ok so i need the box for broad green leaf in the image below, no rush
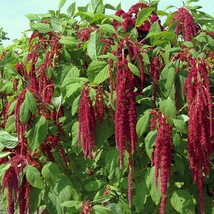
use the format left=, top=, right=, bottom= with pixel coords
left=173, top=119, right=187, bottom=134
left=106, top=203, right=122, bottom=214
left=51, top=18, right=62, bottom=32
left=145, top=130, right=156, bottom=158
left=47, top=176, right=74, bottom=214
left=26, top=116, right=48, bottom=151
left=160, top=97, right=177, bottom=119
left=85, top=180, right=102, bottom=192
left=87, top=31, right=98, bottom=60
left=104, top=4, right=116, bottom=10
left=146, top=31, right=177, bottom=44
left=146, top=167, right=161, bottom=205
left=87, top=0, right=102, bottom=13
left=26, top=90, right=37, bottom=114
left=72, top=121, right=78, bottom=147
left=174, top=154, right=185, bottom=175
left=5, top=115, right=15, bottom=132
left=94, top=65, right=109, bottom=84
left=93, top=195, right=113, bottom=204
left=87, top=60, right=107, bottom=82
left=59, top=36, right=77, bottom=47
left=58, top=0, right=67, bottom=10
left=62, top=66, right=81, bottom=87
left=171, top=190, right=195, bottom=213
left=66, top=82, right=84, bottom=98
left=177, top=114, right=189, bottom=122
left=105, top=148, right=128, bottom=181
left=19, top=100, right=31, bottom=125
left=128, top=62, right=140, bottom=77
left=96, top=120, right=114, bottom=148
left=136, top=111, right=151, bottom=138
left=60, top=200, right=81, bottom=207
left=0, top=151, right=11, bottom=158
left=29, top=188, right=42, bottom=214
left=32, top=23, right=51, bottom=33
left=26, top=13, right=40, bottom=21
left=98, top=24, right=116, bottom=34
left=67, top=2, right=76, bottom=16
left=0, top=164, right=11, bottom=177
left=133, top=181, right=149, bottom=212
left=26, top=165, right=44, bottom=189
left=42, top=162, right=60, bottom=186
left=52, top=95, right=62, bottom=110
left=72, top=95, right=81, bottom=116
left=93, top=205, right=113, bottom=214
left=0, top=130, right=18, bottom=149
left=183, top=41, right=194, bottom=48
left=135, top=8, right=154, bottom=27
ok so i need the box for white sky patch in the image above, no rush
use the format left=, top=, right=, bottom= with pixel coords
left=0, top=0, right=213, bottom=47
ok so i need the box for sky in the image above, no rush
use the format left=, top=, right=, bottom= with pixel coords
left=0, top=0, right=213, bottom=47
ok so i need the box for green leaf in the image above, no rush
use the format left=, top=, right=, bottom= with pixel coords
left=174, top=154, right=185, bottom=175
left=105, top=148, right=128, bottom=181
left=52, top=96, right=62, bottom=110
left=128, top=62, right=140, bottom=77
left=93, top=205, right=113, bottom=214
left=160, top=97, right=177, bottom=119
left=26, top=116, right=48, bottom=151
left=93, top=195, right=113, bottom=204
left=98, top=24, right=116, bottom=34
left=173, top=119, right=187, bottom=134
left=51, top=18, right=62, bottom=32
left=183, top=41, right=194, bottom=48
left=0, top=164, right=11, bottom=177
left=29, top=188, right=42, bottom=213
left=85, top=180, right=102, bottom=192
left=136, top=111, right=151, bottom=138
left=87, top=0, right=102, bottom=13
left=32, top=23, right=51, bottom=33
left=104, top=4, right=116, bottom=10
left=19, top=100, right=31, bottom=125
left=25, top=165, right=44, bottom=189
left=87, top=60, right=107, bottom=82
left=42, top=162, right=60, bottom=186
left=72, top=95, right=81, bottom=116
left=26, top=13, right=40, bottom=21
left=66, top=82, right=84, bottom=98
left=0, top=130, right=18, bottom=149
left=58, top=0, right=67, bottom=10
left=60, top=200, right=81, bottom=207
left=145, top=131, right=156, bottom=158
left=135, top=8, right=154, bottom=27
left=26, top=91, right=37, bottom=114
left=0, top=151, right=11, bottom=158
left=146, top=31, right=177, bottom=44
left=5, top=115, right=15, bottom=132
left=87, top=31, right=98, bottom=60
left=146, top=167, right=161, bottom=205
left=106, top=203, right=122, bottom=214
left=171, top=190, right=195, bottom=213
left=67, top=2, right=76, bottom=16
left=94, top=65, right=109, bottom=84
left=133, top=181, right=149, bottom=212
left=72, top=121, right=79, bottom=147
left=59, top=36, right=77, bottom=47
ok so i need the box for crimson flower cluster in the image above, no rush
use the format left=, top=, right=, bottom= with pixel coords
left=78, top=86, right=96, bottom=159
left=171, top=7, right=200, bottom=41
left=183, top=58, right=213, bottom=214
left=151, top=111, right=172, bottom=214
left=113, top=3, right=162, bottom=40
